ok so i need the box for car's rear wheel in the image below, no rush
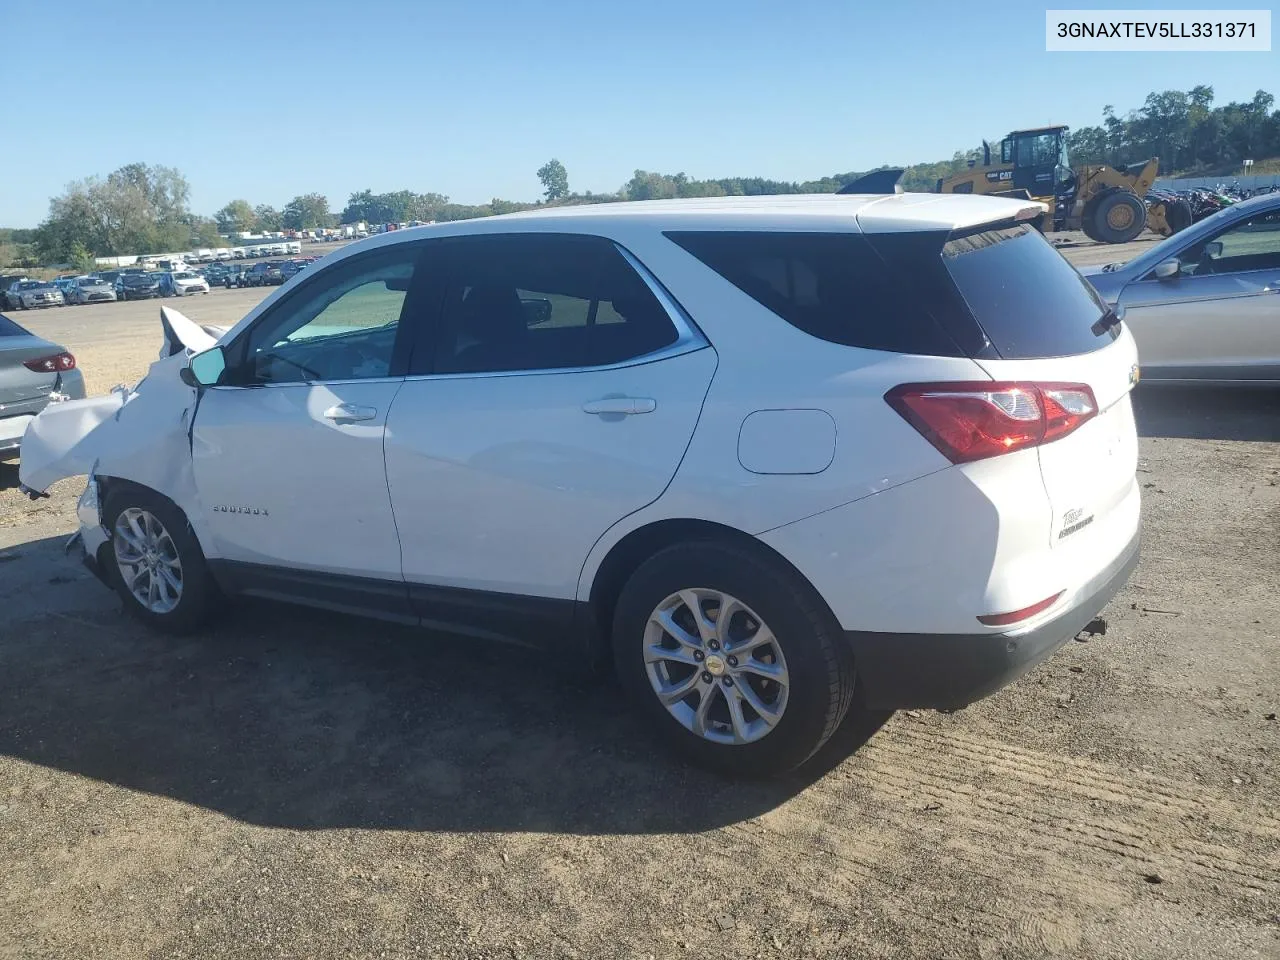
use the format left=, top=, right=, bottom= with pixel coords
left=103, top=487, right=216, bottom=634
left=612, top=541, right=855, bottom=777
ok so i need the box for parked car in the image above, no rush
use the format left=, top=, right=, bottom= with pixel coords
left=1, top=278, right=33, bottom=310
left=221, top=265, right=248, bottom=288
left=53, top=276, right=80, bottom=299
left=116, top=273, right=162, bottom=301
left=0, top=311, right=86, bottom=459
left=278, top=259, right=309, bottom=281
left=202, top=264, right=229, bottom=286
left=9, top=281, right=64, bottom=309
left=18, top=195, right=1141, bottom=776
left=66, top=277, right=118, bottom=305
left=165, top=270, right=211, bottom=297
left=1083, top=191, right=1280, bottom=384
left=95, top=271, right=123, bottom=287
left=247, top=261, right=284, bottom=286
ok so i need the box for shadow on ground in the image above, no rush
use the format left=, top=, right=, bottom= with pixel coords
left=0, top=537, right=890, bottom=834
left=1133, top=384, right=1280, bottom=442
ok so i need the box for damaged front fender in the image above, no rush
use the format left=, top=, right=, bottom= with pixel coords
left=17, top=306, right=226, bottom=554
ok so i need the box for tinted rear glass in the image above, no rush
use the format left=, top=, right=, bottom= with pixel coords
left=0, top=314, right=27, bottom=336
left=666, top=231, right=962, bottom=356
left=940, top=225, right=1115, bottom=358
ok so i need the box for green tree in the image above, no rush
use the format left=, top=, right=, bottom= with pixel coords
left=282, top=193, right=332, bottom=230
left=537, top=159, right=569, bottom=201
left=254, top=204, right=283, bottom=232
left=215, top=199, right=257, bottom=233
left=69, top=240, right=96, bottom=272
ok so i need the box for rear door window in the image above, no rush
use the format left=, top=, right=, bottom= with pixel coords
left=423, top=234, right=680, bottom=375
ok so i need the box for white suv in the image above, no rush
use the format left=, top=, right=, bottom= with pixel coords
left=20, top=194, right=1141, bottom=776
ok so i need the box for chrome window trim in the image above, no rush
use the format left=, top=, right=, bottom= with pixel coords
left=212, top=237, right=711, bottom=389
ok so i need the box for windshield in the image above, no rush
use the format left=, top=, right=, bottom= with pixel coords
left=174, top=272, right=196, bottom=279
left=1122, top=194, right=1279, bottom=276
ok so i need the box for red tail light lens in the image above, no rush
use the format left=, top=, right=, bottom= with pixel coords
left=886, top=381, right=1097, bottom=464
left=977, top=591, right=1065, bottom=627
left=23, top=352, right=77, bottom=373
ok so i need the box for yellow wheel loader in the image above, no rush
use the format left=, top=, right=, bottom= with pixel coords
left=935, top=126, right=1192, bottom=244
left=837, top=129, right=1194, bottom=244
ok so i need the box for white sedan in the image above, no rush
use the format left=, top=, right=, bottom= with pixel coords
left=167, top=272, right=210, bottom=297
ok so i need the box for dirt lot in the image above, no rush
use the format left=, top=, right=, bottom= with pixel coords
left=1, top=242, right=1278, bottom=959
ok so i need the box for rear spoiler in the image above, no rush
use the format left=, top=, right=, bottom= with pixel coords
left=837, top=168, right=905, bottom=195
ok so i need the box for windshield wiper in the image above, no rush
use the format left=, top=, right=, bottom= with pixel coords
left=1091, top=307, right=1123, bottom=336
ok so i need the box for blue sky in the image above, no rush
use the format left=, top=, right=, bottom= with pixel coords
left=2, top=1, right=1274, bottom=227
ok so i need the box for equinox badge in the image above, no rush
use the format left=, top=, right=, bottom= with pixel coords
left=213, top=505, right=269, bottom=516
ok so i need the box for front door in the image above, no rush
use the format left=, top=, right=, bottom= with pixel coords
left=384, top=233, right=716, bottom=642
left=1009, top=130, right=1061, bottom=197
left=1119, top=207, right=1280, bottom=379
left=191, top=242, right=434, bottom=615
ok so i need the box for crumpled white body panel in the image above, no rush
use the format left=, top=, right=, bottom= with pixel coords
left=18, top=308, right=223, bottom=554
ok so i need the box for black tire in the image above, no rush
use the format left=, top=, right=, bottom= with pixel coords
left=1166, top=198, right=1193, bottom=235
left=101, top=486, right=217, bottom=635
left=1091, top=190, right=1146, bottom=244
left=612, top=540, right=855, bottom=777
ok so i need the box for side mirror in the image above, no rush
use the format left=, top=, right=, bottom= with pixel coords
left=183, top=346, right=227, bottom=387
left=520, top=297, right=553, bottom=326
left=1153, top=259, right=1180, bottom=280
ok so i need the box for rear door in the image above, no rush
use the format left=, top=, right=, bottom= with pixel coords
left=935, top=224, right=1139, bottom=551
left=384, top=233, right=715, bottom=639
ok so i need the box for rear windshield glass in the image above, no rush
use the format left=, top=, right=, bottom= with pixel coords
left=940, top=224, right=1115, bottom=358
left=665, top=231, right=962, bottom=356
left=0, top=314, right=26, bottom=336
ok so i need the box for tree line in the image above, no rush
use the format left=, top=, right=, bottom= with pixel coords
left=6, top=85, right=1276, bottom=268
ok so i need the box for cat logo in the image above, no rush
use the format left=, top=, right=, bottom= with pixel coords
left=1129, top=364, right=1141, bottom=387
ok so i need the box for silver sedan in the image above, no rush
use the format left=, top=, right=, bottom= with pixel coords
left=1083, top=192, right=1280, bottom=384
left=66, top=277, right=118, bottom=305
left=0, top=312, right=87, bottom=459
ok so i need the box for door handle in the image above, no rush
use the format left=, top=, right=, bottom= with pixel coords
left=322, top=403, right=377, bottom=423
left=582, top=397, right=657, bottom=416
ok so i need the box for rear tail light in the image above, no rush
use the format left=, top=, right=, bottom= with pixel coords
left=23, top=352, right=77, bottom=373
left=885, top=381, right=1097, bottom=464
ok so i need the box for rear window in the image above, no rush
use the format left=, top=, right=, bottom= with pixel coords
left=666, top=231, right=961, bottom=356
left=669, top=225, right=1115, bottom=361
left=0, top=314, right=26, bottom=336
left=940, top=225, right=1115, bottom=358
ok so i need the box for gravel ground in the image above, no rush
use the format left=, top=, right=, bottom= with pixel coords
left=1, top=239, right=1277, bottom=960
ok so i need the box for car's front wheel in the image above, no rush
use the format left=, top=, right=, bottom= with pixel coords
left=103, top=487, right=216, bottom=634
left=612, top=541, right=855, bottom=777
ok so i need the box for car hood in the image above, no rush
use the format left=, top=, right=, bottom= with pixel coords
left=19, top=307, right=227, bottom=496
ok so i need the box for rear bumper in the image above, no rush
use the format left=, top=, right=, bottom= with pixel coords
left=846, top=529, right=1140, bottom=711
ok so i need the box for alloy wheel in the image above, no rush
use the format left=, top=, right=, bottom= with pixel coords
left=643, top=588, right=790, bottom=745
left=112, top=507, right=184, bottom=614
